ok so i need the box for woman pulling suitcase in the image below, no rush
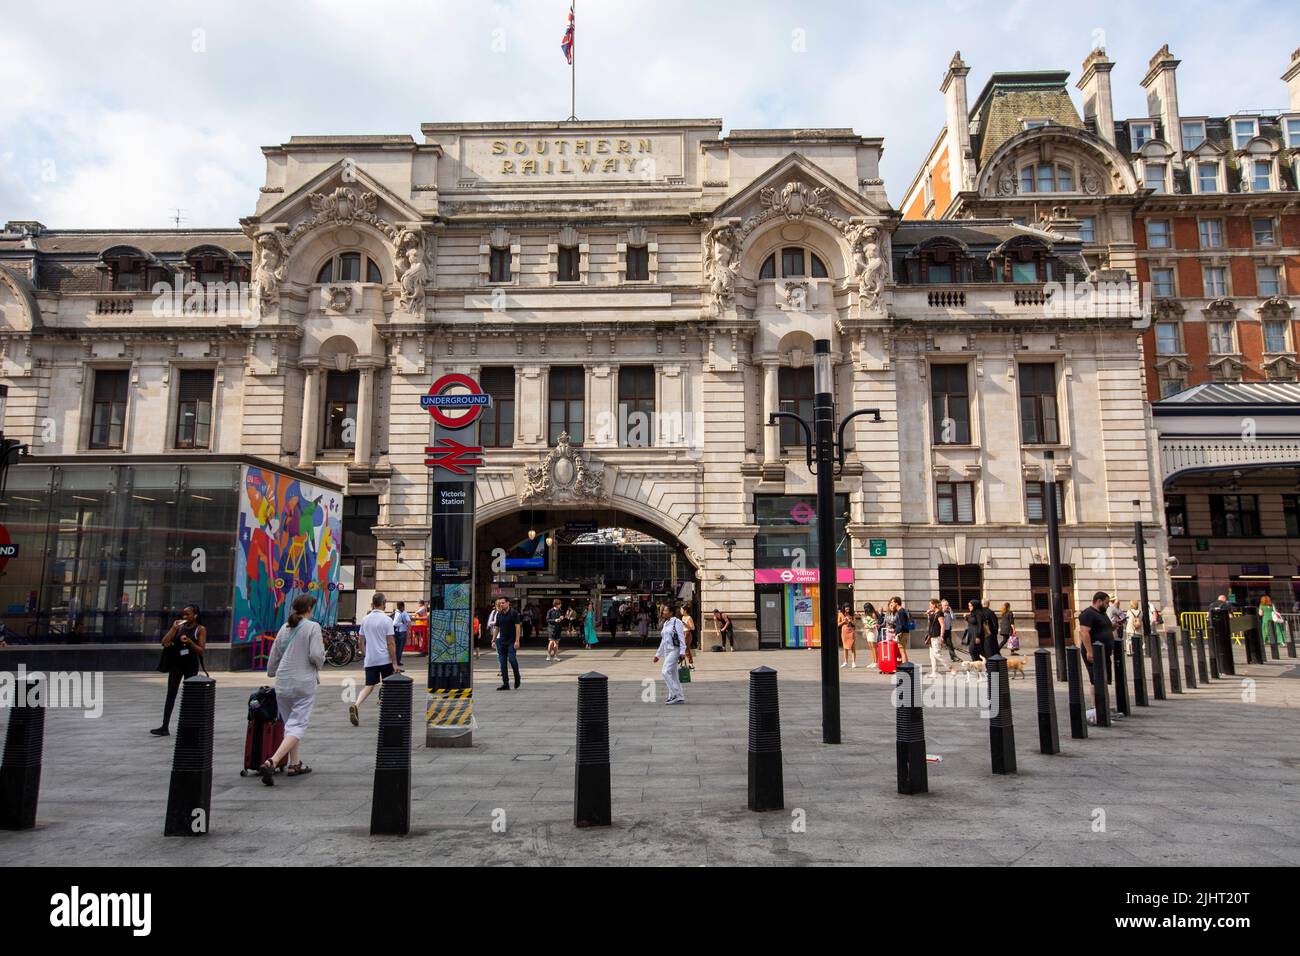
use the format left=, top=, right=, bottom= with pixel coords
left=260, top=594, right=325, bottom=785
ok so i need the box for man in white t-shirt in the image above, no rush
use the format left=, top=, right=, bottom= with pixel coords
left=350, top=592, right=396, bottom=726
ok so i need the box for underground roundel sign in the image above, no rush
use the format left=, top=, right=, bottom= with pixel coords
left=421, top=373, right=491, bottom=429
left=0, top=524, right=17, bottom=573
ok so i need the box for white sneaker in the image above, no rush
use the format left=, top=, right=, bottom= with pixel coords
left=851, top=662, right=857, bottom=669
left=840, top=661, right=847, bottom=668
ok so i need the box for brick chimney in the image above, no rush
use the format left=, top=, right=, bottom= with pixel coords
left=1141, top=44, right=1183, bottom=165
left=1077, top=47, right=1116, bottom=146
left=1283, top=46, right=1300, bottom=111
left=940, top=51, right=976, bottom=193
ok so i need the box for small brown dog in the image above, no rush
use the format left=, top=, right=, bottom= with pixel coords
left=1004, top=655, right=1028, bottom=679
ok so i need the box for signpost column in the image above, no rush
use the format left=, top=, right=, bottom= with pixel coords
left=421, top=374, right=489, bottom=749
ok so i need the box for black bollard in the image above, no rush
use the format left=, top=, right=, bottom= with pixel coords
left=1065, top=645, right=1088, bottom=739
left=1245, top=624, right=1265, bottom=665
left=1091, top=642, right=1111, bottom=727
left=574, top=672, right=611, bottom=827
left=1210, top=654, right=1221, bottom=681
left=1166, top=632, right=1182, bottom=694
left=1195, top=633, right=1210, bottom=683
left=370, top=673, right=412, bottom=836
left=1150, top=629, right=1168, bottom=700
left=1269, top=635, right=1280, bottom=660
left=986, top=655, right=1016, bottom=774
left=164, top=675, right=215, bottom=837
left=1113, top=644, right=1131, bottom=717
left=1131, top=632, right=1149, bottom=707
left=1181, top=633, right=1198, bottom=690
left=1287, top=629, right=1297, bottom=659
left=894, top=662, right=927, bottom=794
left=0, top=677, right=45, bottom=830
left=747, top=666, right=784, bottom=811
left=1033, top=649, right=1060, bottom=755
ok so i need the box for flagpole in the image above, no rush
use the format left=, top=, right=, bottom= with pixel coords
left=569, top=2, right=576, bottom=121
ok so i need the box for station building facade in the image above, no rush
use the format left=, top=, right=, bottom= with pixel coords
left=0, top=116, right=1168, bottom=650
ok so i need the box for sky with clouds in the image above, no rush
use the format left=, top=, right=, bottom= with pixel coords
left=3, top=0, right=1298, bottom=229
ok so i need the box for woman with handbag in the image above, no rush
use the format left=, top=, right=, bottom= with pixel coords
left=1125, top=599, right=1142, bottom=656
left=861, top=602, right=879, bottom=669
left=260, top=594, right=325, bottom=785
left=652, top=605, right=686, bottom=704
left=964, top=600, right=983, bottom=662
left=1259, top=596, right=1287, bottom=648
left=151, top=604, right=206, bottom=737
left=838, top=603, right=858, bottom=669
left=997, top=602, right=1015, bottom=654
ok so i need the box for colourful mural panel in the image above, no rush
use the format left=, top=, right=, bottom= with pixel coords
left=233, top=465, right=342, bottom=644
left=784, top=583, right=822, bottom=649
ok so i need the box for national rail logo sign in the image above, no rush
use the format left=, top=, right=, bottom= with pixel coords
left=421, top=372, right=491, bottom=429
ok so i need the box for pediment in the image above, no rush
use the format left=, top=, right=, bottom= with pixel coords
left=1154, top=355, right=1190, bottom=373
left=709, top=153, right=887, bottom=234
left=250, top=158, right=424, bottom=242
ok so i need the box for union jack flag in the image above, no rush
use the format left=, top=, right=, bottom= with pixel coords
left=561, top=5, right=574, bottom=64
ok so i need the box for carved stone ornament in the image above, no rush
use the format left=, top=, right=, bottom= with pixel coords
left=1082, top=170, right=1103, bottom=195
left=704, top=224, right=740, bottom=315
left=520, top=432, right=605, bottom=503
left=844, top=222, right=888, bottom=311
left=1258, top=295, right=1294, bottom=320
left=1204, top=297, right=1238, bottom=321
left=997, top=169, right=1017, bottom=196
left=249, top=230, right=289, bottom=315
left=781, top=280, right=808, bottom=312
left=760, top=181, right=830, bottom=221
left=322, top=285, right=353, bottom=312
left=281, top=187, right=402, bottom=251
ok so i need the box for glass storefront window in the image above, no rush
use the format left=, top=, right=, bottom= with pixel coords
left=0, top=463, right=239, bottom=644
left=753, top=494, right=851, bottom=568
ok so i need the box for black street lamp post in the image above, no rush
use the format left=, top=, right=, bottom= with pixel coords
left=1044, top=451, right=1066, bottom=681
left=768, top=339, right=881, bottom=745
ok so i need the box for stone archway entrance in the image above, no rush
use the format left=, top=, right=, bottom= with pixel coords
left=475, top=506, right=700, bottom=647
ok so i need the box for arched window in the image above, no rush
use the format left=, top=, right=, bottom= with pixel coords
left=316, top=252, right=383, bottom=284
left=760, top=246, right=829, bottom=279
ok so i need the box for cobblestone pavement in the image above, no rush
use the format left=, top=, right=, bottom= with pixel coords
left=1, top=646, right=1296, bottom=866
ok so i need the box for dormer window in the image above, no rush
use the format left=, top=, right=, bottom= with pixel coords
left=1197, top=162, right=1219, bottom=193
left=1022, top=118, right=1052, bottom=130
left=1250, top=159, right=1272, bottom=192
left=316, top=252, right=382, bottom=284
left=1144, top=163, right=1167, bottom=193
left=1131, top=122, right=1155, bottom=150
left=1232, top=118, right=1258, bottom=149
left=1181, top=121, right=1206, bottom=151
left=760, top=247, right=829, bottom=279
left=1286, top=117, right=1300, bottom=148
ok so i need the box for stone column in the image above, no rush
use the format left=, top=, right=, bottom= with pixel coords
left=761, top=360, right=780, bottom=464
left=297, top=365, right=321, bottom=469
left=355, top=365, right=375, bottom=466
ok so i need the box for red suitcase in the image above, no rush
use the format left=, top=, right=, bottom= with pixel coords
left=878, top=638, right=898, bottom=674
left=241, top=716, right=285, bottom=776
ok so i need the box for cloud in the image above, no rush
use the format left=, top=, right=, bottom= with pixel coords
left=1, top=0, right=1298, bottom=226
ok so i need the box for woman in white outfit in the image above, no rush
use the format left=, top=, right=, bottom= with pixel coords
left=261, top=594, right=325, bottom=785
left=653, top=605, right=686, bottom=704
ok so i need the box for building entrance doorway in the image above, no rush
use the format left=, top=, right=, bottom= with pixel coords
left=474, top=507, right=698, bottom=647
left=1029, top=563, right=1074, bottom=648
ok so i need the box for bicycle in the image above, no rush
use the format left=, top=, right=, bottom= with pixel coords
left=322, top=626, right=359, bottom=667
